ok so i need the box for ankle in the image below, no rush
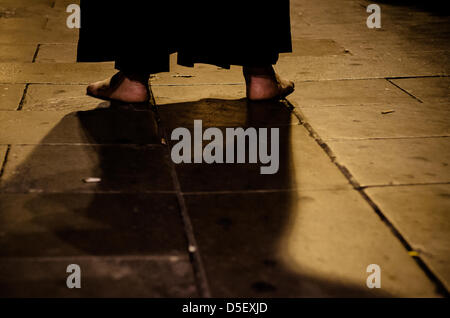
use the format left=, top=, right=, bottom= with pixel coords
left=243, top=65, right=275, bottom=77
left=120, top=71, right=150, bottom=85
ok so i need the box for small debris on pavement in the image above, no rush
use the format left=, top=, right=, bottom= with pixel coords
left=161, top=138, right=167, bottom=145
left=381, top=110, right=395, bottom=114
left=29, top=188, right=44, bottom=193
left=83, top=177, right=101, bottom=183
left=408, top=251, right=420, bottom=257
left=188, top=245, right=197, bottom=253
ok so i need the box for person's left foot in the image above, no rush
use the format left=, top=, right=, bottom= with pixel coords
left=243, top=66, right=295, bottom=101
left=86, top=72, right=150, bottom=103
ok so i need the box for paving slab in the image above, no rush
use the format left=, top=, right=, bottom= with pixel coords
left=390, top=77, right=450, bottom=104
left=0, top=62, right=116, bottom=84
left=35, top=44, right=78, bottom=63
left=287, top=79, right=417, bottom=107
left=391, top=20, right=450, bottom=45
left=327, top=138, right=450, bottom=186
left=157, top=95, right=299, bottom=131
left=185, top=190, right=439, bottom=297
left=291, top=0, right=449, bottom=53
left=366, top=184, right=450, bottom=291
left=0, top=84, right=25, bottom=110
left=276, top=51, right=449, bottom=82
left=45, top=17, right=79, bottom=41
left=337, top=34, right=450, bottom=64
left=174, top=125, right=351, bottom=192
left=279, top=6, right=450, bottom=80
left=23, top=84, right=105, bottom=111
left=0, top=18, right=76, bottom=44
left=292, top=16, right=449, bottom=51
left=289, top=38, right=347, bottom=57
left=296, top=102, right=450, bottom=140
left=0, top=255, right=196, bottom=297
left=42, top=17, right=78, bottom=46
left=295, top=0, right=388, bottom=26
left=0, top=108, right=161, bottom=144
left=0, top=59, right=240, bottom=86
left=0, top=193, right=186, bottom=257
left=151, top=54, right=243, bottom=85
left=153, top=84, right=246, bottom=104
left=291, top=21, right=399, bottom=43
left=0, top=44, right=37, bottom=62
left=0, top=144, right=172, bottom=193
left=0, top=110, right=65, bottom=144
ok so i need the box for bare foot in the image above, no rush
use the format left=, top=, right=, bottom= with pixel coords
left=243, top=66, right=294, bottom=101
left=86, top=72, right=150, bottom=103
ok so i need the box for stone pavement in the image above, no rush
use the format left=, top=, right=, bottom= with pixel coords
left=0, top=0, right=448, bottom=297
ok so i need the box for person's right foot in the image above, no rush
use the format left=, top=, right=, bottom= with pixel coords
left=86, top=71, right=150, bottom=103
left=243, top=66, right=295, bottom=101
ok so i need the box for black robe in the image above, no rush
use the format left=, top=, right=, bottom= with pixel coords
left=77, top=1, right=292, bottom=73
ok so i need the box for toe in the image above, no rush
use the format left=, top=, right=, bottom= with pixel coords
left=86, top=84, right=94, bottom=95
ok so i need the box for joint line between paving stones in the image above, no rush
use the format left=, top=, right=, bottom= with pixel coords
left=182, top=188, right=299, bottom=195
left=2, top=76, right=448, bottom=87
left=0, top=190, right=178, bottom=195
left=1, top=254, right=189, bottom=262
left=361, top=182, right=450, bottom=189
left=0, top=82, right=245, bottom=86
left=323, top=135, right=450, bottom=142
left=32, top=44, right=41, bottom=63
left=16, top=84, right=29, bottom=111
left=0, top=145, right=11, bottom=180
left=386, top=75, right=450, bottom=80
left=386, top=79, right=424, bottom=103
left=286, top=98, right=450, bottom=297
left=0, top=143, right=166, bottom=148
left=160, top=127, right=211, bottom=297
left=151, top=83, right=244, bottom=87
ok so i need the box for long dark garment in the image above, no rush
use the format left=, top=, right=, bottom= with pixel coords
left=77, top=1, right=292, bottom=74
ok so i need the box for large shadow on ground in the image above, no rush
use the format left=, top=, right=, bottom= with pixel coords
left=0, top=97, right=390, bottom=297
